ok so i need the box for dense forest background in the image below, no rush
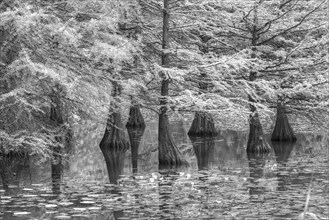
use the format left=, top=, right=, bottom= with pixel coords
left=0, top=0, right=328, bottom=165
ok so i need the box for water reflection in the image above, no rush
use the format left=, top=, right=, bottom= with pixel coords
left=51, top=149, right=63, bottom=194
left=127, top=126, right=145, bottom=174
left=247, top=152, right=269, bottom=196
left=189, top=136, right=215, bottom=170
left=0, top=154, right=29, bottom=193
left=103, top=147, right=127, bottom=184
left=1, top=123, right=329, bottom=219
left=159, top=170, right=178, bottom=220
left=272, top=141, right=295, bottom=191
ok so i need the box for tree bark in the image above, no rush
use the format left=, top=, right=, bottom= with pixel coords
left=50, top=89, right=65, bottom=194
left=99, top=83, right=129, bottom=182
left=271, top=102, right=296, bottom=142
left=188, top=35, right=217, bottom=137
left=188, top=111, right=217, bottom=136
left=126, top=104, right=145, bottom=128
left=247, top=3, right=271, bottom=153
left=247, top=111, right=271, bottom=153
left=158, top=0, right=184, bottom=167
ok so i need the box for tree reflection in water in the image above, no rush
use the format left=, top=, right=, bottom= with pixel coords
left=0, top=154, right=29, bottom=193
left=51, top=150, right=63, bottom=195
left=127, top=126, right=145, bottom=174
left=189, top=136, right=215, bottom=171
left=102, top=146, right=127, bottom=219
left=158, top=170, right=178, bottom=220
left=271, top=141, right=295, bottom=191
left=247, top=152, right=269, bottom=196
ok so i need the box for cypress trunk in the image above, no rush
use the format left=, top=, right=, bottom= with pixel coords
left=247, top=111, right=271, bottom=153
left=127, top=126, right=145, bottom=173
left=189, top=136, right=215, bottom=170
left=51, top=156, right=62, bottom=194
left=247, top=4, right=271, bottom=153
left=158, top=0, right=184, bottom=167
left=158, top=108, right=184, bottom=167
left=100, top=83, right=129, bottom=182
left=188, top=111, right=217, bottom=136
left=50, top=91, right=65, bottom=193
left=126, top=104, right=145, bottom=128
left=271, top=102, right=296, bottom=142
left=100, top=111, right=129, bottom=183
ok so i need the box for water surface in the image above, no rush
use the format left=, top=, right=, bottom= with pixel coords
left=1, top=121, right=328, bottom=219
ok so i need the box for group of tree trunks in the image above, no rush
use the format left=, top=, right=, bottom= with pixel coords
left=99, top=0, right=297, bottom=172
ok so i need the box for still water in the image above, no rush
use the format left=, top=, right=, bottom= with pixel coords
left=0, top=121, right=328, bottom=219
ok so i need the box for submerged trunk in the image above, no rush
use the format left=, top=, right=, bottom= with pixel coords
left=188, top=111, right=217, bottom=136
left=126, top=104, right=145, bottom=128
left=271, top=102, right=296, bottom=142
left=127, top=126, right=145, bottom=173
left=189, top=136, right=215, bottom=170
left=158, top=0, right=184, bottom=167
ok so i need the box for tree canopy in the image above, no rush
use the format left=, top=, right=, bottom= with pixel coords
left=0, top=0, right=328, bottom=157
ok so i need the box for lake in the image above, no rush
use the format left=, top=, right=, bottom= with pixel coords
left=0, top=121, right=328, bottom=219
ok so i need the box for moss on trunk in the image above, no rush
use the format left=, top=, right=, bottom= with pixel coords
left=188, top=111, right=217, bottom=136
left=189, top=136, right=215, bottom=170
left=127, top=126, right=145, bottom=173
left=247, top=113, right=271, bottom=153
left=126, top=104, right=145, bottom=128
left=271, top=102, right=296, bottom=142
